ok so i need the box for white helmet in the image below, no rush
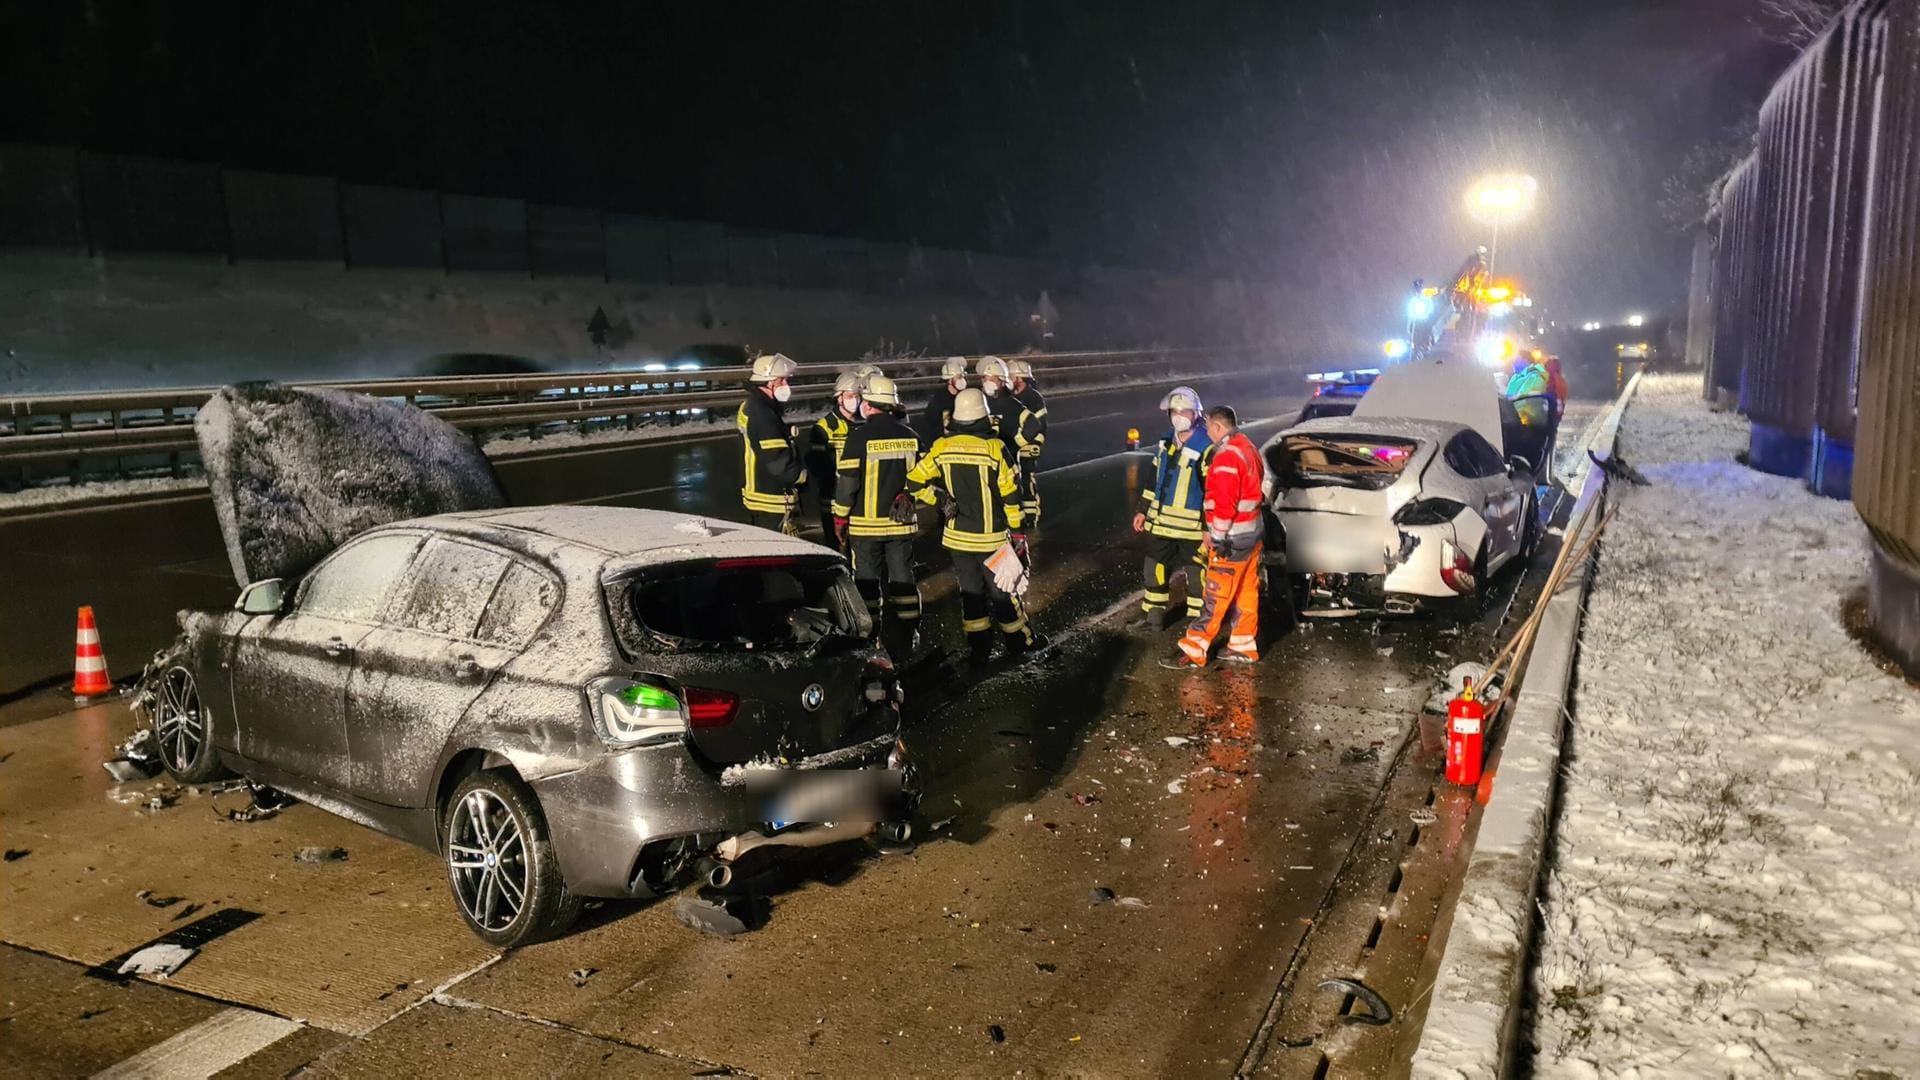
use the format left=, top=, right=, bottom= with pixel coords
left=863, top=374, right=902, bottom=407
left=833, top=370, right=865, bottom=395
left=1007, top=358, right=1036, bottom=379
left=951, top=388, right=990, bottom=423
left=940, top=356, right=969, bottom=380
left=1158, top=385, right=1203, bottom=413
left=750, top=353, right=797, bottom=383
left=975, top=356, right=1011, bottom=381
left=853, top=363, right=884, bottom=383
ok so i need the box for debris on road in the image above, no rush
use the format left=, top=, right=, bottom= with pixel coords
left=103, top=760, right=152, bottom=783
left=1114, top=896, right=1150, bottom=909
left=1163, top=735, right=1192, bottom=748
left=1069, top=792, right=1100, bottom=806
left=1120, top=837, right=1133, bottom=850
left=1409, top=808, right=1438, bottom=826
left=117, top=943, right=196, bottom=980
left=569, top=967, right=597, bottom=988
left=3, top=849, right=28, bottom=862
left=102, top=730, right=161, bottom=782
left=293, top=846, right=348, bottom=864
left=1034, top=962, right=1057, bottom=974
left=1166, top=778, right=1186, bottom=794
left=988, top=1024, right=1007, bottom=1044
left=217, top=784, right=296, bottom=823
left=1089, top=887, right=1116, bottom=905
left=673, top=894, right=751, bottom=937
left=1341, top=744, right=1381, bottom=765
left=1318, top=977, right=1393, bottom=1025
left=135, top=890, right=182, bottom=908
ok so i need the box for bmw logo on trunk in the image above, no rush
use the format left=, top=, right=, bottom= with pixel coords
left=800, top=683, right=826, bottom=711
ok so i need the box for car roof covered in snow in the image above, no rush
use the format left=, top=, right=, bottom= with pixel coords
left=1350, top=361, right=1506, bottom=452
left=391, top=506, right=828, bottom=576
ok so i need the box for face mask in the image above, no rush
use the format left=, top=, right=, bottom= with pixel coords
left=772, top=384, right=792, bottom=403
left=1171, top=414, right=1192, bottom=433
left=839, top=394, right=861, bottom=415
left=984, top=378, right=1002, bottom=397
left=952, top=377, right=967, bottom=392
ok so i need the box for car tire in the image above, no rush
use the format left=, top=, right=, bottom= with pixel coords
left=149, top=662, right=231, bottom=784
left=443, top=770, right=582, bottom=949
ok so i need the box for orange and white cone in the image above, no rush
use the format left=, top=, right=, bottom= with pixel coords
left=73, top=605, right=113, bottom=698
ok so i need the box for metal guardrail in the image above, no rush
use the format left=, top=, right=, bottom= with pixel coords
left=0, top=347, right=1260, bottom=475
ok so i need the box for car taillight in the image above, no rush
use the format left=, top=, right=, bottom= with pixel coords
left=588, top=677, right=687, bottom=748
left=684, top=687, right=739, bottom=727
left=1394, top=498, right=1469, bottom=526
left=1438, top=541, right=1476, bottom=594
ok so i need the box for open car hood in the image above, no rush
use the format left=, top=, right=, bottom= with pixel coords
left=1352, top=361, right=1506, bottom=455
left=195, top=382, right=506, bottom=586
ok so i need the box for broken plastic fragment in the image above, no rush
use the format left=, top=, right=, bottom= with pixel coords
left=1166, top=778, right=1186, bottom=795
left=1163, top=736, right=1191, bottom=748
left=673, top=895, right=750, bottom=937
left=1089, top=887, right=1116, bottom=905
left=293, top=846, right=348, bottom=864
left=117, top=943, right=196, bottom=979
left=1114, top=896, right=1149, bottom=909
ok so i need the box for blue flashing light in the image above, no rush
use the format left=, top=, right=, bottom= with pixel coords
left=1406, top=295, right=1435, bottom=321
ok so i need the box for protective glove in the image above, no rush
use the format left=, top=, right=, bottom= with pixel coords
left=888, top=492, right=918, bottom=525
left=833, top=516, right=850, bottom=546
left=1210, top=536, right=1232, bottom=560
left=942, top=496, right=958, bottom=524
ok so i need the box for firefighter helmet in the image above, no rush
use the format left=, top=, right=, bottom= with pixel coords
left=852, top=363, right=884, bottom=382
left=750, top=353, right=797, bottom=383
left=975, top=356, right=1011, bottom=381
left=1007, top=358, right=1036, bottom=379
left=1158, top=385, right=1203, bottom=414
left=951, top=388, right=990, bottom=423
left=863, top=375, right=902, bottom=407
left=940, top=356, right=969, bottom=380
left=833, top=370, right=865, bottom=395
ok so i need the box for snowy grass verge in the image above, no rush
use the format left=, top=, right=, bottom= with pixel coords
left=1528, top=373, right=1920, bottom=1075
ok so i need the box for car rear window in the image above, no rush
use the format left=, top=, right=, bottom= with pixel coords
left=610, top=556, right=871, bottom=654
left=1268, top=434, right=1419, bottom=492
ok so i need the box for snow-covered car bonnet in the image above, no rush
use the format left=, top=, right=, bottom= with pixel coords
left=1351, top=361, right=1506, bottom=455
left=196, top=382, right=506, bottom=586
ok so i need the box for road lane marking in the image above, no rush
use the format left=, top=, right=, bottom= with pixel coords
left=92, top=1008, right=300, bottom=1080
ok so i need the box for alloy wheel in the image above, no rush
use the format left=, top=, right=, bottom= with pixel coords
left=154, top=667, right=204, bottom=773
left=447, top=789, right=531, bottom=933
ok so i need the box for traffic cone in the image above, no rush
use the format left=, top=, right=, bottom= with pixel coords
left=73, top=606, right=113, bottom=698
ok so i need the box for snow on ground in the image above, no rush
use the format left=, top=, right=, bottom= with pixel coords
left=1529, top=373, right=1920, bottom=1075
left=0, top=474, right=205, bottom=511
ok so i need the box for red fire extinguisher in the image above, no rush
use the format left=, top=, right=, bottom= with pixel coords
left=1446, top=677, right=1485, bottom=787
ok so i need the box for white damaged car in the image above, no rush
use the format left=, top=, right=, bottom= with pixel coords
left=1260, top=362, right=1551, bottom=615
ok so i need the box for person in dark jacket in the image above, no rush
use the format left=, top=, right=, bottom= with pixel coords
left=736, top=352, right=804, bottom=531
left=832, top=375, right=921, bottom=660
left=1008, top=357, right=1048, bottom=527
left=907, top=388, right=1046, bottom=667
left=807, top=370, right=866, bottom=550
left=1133, top=385, right=1212, bottom=626
left=917, top=357, right=969, bottom=449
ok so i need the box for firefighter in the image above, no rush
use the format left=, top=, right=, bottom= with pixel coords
left=1133, top=386, right=1211, bottom=627
left=1167, top=405, right=1265, bottom=669
left=807, top=370, right=866, bottom=550
left=1008, top=357, right=1048, bottom=526
left=907, top=388, right=1046, bottom=666
left=832, top=375, right=921, bottom=660
left=975, top=356, right=1024, bottom=479
left=918, top=357, right=969, bottom=448
left=737, top=352, right=805, bottom=532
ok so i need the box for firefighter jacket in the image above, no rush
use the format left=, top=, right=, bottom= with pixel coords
left=736, top=391, right=805, bottom=514
left=1012, top=384, right=1048, bottom=461
left=1203, top=430, right=1266, bottom=556
left=806, top=408, right=858, bottom=494
left=832, top=413, right=920, bottom=539
left=1139, top=426, right=1213, bottom=541
left=918, top=386, right=959, bottom=449
left=907, top=422, right=1025, bottom=552
left=985, top=390, right=1024, bottom=461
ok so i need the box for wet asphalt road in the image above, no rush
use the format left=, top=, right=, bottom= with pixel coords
left=0, top=388, right=1605, bottom=1076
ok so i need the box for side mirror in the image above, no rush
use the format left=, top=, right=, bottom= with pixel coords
left=235, top=578, right=286, bottom=615
left=1508, top=455, right=1534, bottom=476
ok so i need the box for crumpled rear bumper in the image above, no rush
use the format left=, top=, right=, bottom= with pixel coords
left=530, top=732, right=909, bottom=898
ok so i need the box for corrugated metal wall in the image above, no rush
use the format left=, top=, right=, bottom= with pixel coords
left=1854, top=0, right=1920, bottom=567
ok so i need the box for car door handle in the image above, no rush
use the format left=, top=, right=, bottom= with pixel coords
left=452, top=656, right=486, bottom=681
left=322, top=637, right=352, bottom=659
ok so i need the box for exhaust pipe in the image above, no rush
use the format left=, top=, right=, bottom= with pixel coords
left=694, top=856, right=733, bottom=890
left=877, top=820, right=912, bottom=844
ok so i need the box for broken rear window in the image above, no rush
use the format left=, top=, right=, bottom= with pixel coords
left=1267, top=434, right=1419, bottom=492
left=608, top=556, right=871, bottom=654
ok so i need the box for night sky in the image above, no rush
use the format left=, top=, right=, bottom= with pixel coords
left=3, top=1, right=1790, bottom=346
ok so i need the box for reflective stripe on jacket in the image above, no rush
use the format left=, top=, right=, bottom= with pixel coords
left=737, top=391, right=804, bottom=513
left=807, top=409, right=856, bottom=496
left=1203, top=431, right=1265, bottom=550
left=1013, top=385, right=1048, bottom=460
left=1141, top=427, right=1212, bottom=541
left=832, top=414, right=920, bottom=538
left=906, top=430, right=1024, bottom=552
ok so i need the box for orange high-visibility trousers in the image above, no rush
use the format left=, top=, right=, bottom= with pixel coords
left=1177, top=544, right=1261, bottom=665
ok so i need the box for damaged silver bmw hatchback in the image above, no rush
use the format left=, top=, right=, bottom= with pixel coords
left=142, top=505, right=913, bottom=946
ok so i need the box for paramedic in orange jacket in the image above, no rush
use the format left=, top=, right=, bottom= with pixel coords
left=1165, top=406, right=1265, bottom=669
